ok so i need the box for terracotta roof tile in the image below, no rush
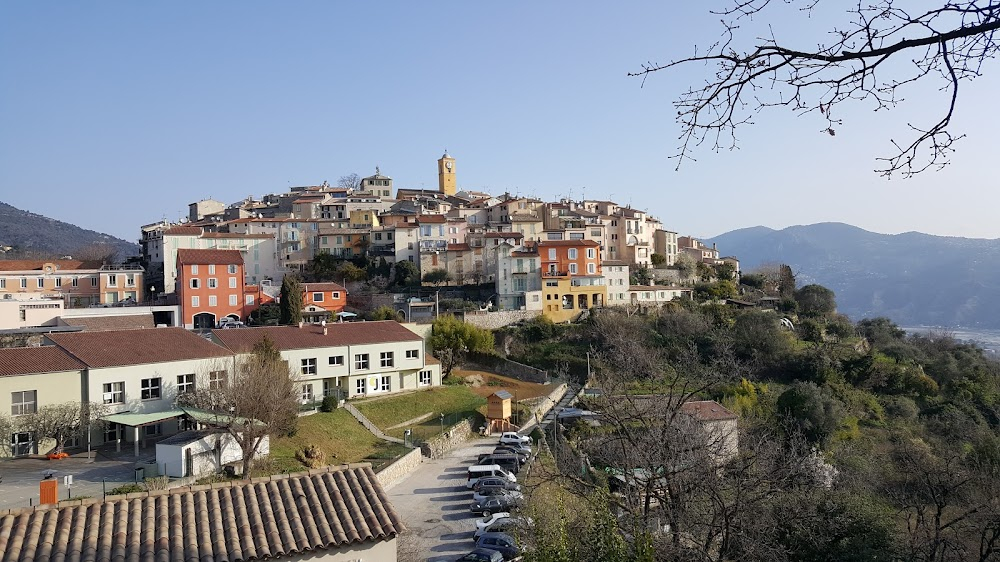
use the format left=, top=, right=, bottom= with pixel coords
left=48, top=327, right=232, bottom=368
left=164, top=226, right=203, bottom=235
left=200, top=232, right=274, bottom=239
left=303, top=283, right=347, bottom=293
left=416, top=214, right=446, bottom=224
left=212, top=321, right=421, bottom=353
left=176, top=249, right=245, bottom=266
left=59, top=314, right=156, bottom=331
left=0, top=346, right=84, bottom=377
left=0, top=260, right=104, bottom=272
left=0, top=464, right=402, bottom=562
left=447, top=243, right=471, bottom=251
left=538, top=239, right=600, bottom=247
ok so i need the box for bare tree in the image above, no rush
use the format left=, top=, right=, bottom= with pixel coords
left=17, top=402, right=109, bottom=454
left=338, top=173, right=362, bottom=191
left=72, top=242, right=120, bottom=264
left=635, top=1, right=1000, bottom=177
left=177, top=336, right=299, bottom=478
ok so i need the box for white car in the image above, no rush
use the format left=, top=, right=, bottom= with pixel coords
left=474, top=512, right=511, bottom=534
left=498, top=432, right=530, bottom=446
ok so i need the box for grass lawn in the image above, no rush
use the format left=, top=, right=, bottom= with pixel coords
left=269, top=409, right=409, bottom=474
left=354, top=386, right=487, bottom=441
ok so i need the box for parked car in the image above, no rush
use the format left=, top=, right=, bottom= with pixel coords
left=477, top=454, right=520, bottom=474
left=496, top=442, right=531, bottom=454
left=471, top=495, right=522, bottom=517
left=473, top=515, right=534, bottom=542
left=455, top=548, right=504, bottom=562
left=472, top=477, right=521, bottom=494
left=474, top=512, right=511, bottom=534
left=475, top=532, right=522, bottom=561
left=473, top=488, right=523, bottom=504
left=493, top=447, right=528, bottom=463
left=467, top=464, right=517, bottom=489
left=498, top=432, right=530, bottom=446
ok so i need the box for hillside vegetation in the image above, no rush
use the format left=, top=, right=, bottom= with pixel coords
left=0, top=201, right=138, bottom=260
left=707, top=222, right=1000, bottom=328
left=504, top=283, right=1000, bottom=562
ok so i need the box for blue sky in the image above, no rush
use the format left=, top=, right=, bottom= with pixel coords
left=2, top=2, right=998, bottom=242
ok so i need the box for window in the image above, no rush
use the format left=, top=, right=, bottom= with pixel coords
left=380, top=351, right=394, bottom=368
left=313, top=292, right=324, bottom=302
left=587, top=263, right=596, bottom=274
left=229, top=295, right=238, bottom=306
left=332, top=291, right=340, bottom=299
left=177, top=374, right=195, bottom=394
left=191, top=296, right=200, bottom=307
left=208, top=278, right=218, bottom=289
left=419, top=370, right=432, bottom=386
left=379, top=376, right=390, bottom=392
left=11, top=390, right=37, bottom=415
left=55, top=277, right=61, bottom=288
left=587, top=248, right=596, bottom=259
left=103, top=423, right=122, bottom=443
left=36, top=278, right=44, bottom=288
left=209, top=370, right=227, bottom=390
left=228, top=264, right=237, bottom=274
left=568, top=248, right=578, bottom=259
left=208, top=295, right=217, bottom=307
left=300, top=384, right=314, bottom=403
left=126, top=274, right=135, bottom=287
left=406, top=349, right=419, bottom=359
left=103, top=382, right=125, bottom=404
left=591, top=229, right=602, bottom=237
left=301, top=358, right=317, bottom=375
left=191, top=264, right=199, bottom=274
left=329, top=355, right=344, bottom=366
left=71, top=276, right=78, bottom=287
left=355, top=378, right=366, bottom=395
left=190, top=278, right=200, bottom=289
left=141, top=378, right=161, bottom=400
left=0, top=279, right=5, bottom=289
left=20, top=278, right=26, bottom=289
left=355, top=353, right=370, bottom=370
left=144, top=424, right=162, bottom=437
left=229, top=277, right=237, bottom=288
left=548, top=248, right=556, bottom=259
left=246, top=295, right=255, bottom=306
left=569, top=263, right=578, bottom=274
left=208, top=264, right=216, bottom=275
left=106, top=275, right=117, bottom=287
left=91, top=277, right=98, bottom=287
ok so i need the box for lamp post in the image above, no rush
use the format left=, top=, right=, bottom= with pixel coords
left=440, top=413, right=445, bottom=435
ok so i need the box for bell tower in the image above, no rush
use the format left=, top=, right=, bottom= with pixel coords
left=437, top=150, right=456, bottom=196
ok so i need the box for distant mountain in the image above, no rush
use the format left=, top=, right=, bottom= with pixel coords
left=707, top=222, right=1000, bottom=329
left=0, top=201, right=138, bottom=260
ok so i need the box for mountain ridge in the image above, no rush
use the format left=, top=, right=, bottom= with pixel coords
left=0, top=201, right=138, bottom=260
left=707, top=222, right=1000, bottom=328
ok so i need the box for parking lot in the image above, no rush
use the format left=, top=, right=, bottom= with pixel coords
left=0, top=451, right=140, bottom=509
left=388, top=437, right=510, bottom=562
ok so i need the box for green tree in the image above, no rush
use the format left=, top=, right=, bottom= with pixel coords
left=778, top=264, right=797, bottom=297
left=650, top=253, right=666, bottom=267
left=422, top=268, right=451, bottom=286
left=795, top=284, right=837, bottom=318
left=777, top=381, right=845, bottom=446
left=392, top=260, right=419, bottom=287
left=856, top=317, right=906, bottom=347
left=369, top=305, right=397, bottom=321
left=630, top=264, right=652, bottom=286
left=428, top=315, right=495, bottom=376
left=305, top=251, right=338, bottom=282
left=279, top=275, right=303, bottom=325
left=338, top=262, right=368, bottom=282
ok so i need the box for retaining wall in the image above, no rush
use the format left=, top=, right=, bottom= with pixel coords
left=420, top=417, right=476, bottom=459
left=462, top=309, right=540, bottom=330
left=375, top=447, right=423, bottom=490
left=466, top=352, right=548, bottom=384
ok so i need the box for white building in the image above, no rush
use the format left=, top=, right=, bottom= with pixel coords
left=602, top=260, right=631, bottom=306
left=146, top=226, right=280, bottom=293
left=495, top=243, right=541, bottom=310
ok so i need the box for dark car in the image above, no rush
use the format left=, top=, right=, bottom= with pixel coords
left=477, top=454, right=520, bottom=474
left=471, top=495, right=521, bottom=517
left=493, top=447, right=529, bottom=463
left=456, top=548, right=504, bottom=562
left=472, top=477, right=522, bottom=494
left=475, top=532, right=521, bottom=561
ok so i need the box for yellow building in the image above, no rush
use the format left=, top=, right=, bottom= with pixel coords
left=349, top=209, right=380, bottom=229
left=541, top=276, right=607, bottom=323
left=438, top=151, right=456, bottom=196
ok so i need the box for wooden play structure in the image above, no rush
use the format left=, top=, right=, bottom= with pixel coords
left=486, top=390, right=514, bottom=434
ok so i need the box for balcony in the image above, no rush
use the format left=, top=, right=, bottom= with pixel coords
left=542, top=270, right=569, bottom=278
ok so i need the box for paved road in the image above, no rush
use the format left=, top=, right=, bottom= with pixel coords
left=388, top=438, right=502, bottom=562
left=0, top=452, right=138, bottom=508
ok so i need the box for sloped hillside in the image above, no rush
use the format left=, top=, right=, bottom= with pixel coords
left=0, top=201, right=138, bottom=260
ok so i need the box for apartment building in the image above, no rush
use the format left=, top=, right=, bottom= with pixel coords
left=495, top=244, right=542, bottom=310
left=302, top=282, right=348, bottom=323
left=177, top=249, right=249, bottom=329
left=145, top=226, right=279, bottom=294
left=538, top=240, right=606, bottom=322
left=602, top=260, right=631, bottom=306
left=212, top=322, right=441, bottom=402
left=0, top=260, right=143, bottom=308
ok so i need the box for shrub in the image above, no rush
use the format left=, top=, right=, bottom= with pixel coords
left=295, top=444, right=326, bottom=469
left=144, top=476, right=171, bottom=491
left=320, top=395, right=339, bottom=412
left=108, top=483, right=145, bottom=495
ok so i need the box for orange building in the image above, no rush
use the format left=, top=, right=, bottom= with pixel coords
left=176, top=249, right=247, bottom=329
left=301, top=282, right=348, bottom=323
left=0, top=260, right=143, bottom=307
left=537, top=240, right=606, bottom=322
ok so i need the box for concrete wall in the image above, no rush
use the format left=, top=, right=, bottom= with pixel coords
left=420, top=417, right=476, bottom=459
left=463, top=309, right=540, bottom=330
left=375, top=447, right=422, bottom=490
left=465, top=352, right=548, bottom=384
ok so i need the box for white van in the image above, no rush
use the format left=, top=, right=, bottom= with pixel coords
left=467, top=464, right=517, bottom=489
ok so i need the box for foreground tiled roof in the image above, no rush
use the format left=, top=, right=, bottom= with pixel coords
left=0, top=346, right=84, bottom=377
left=58, top=313, right=156, bottom=331
left=213, top=321, right=422, bottom=353
left=176, top=249, right=245, bottom=266
left=0, top=464, right=403, bottom=562
left=48, top=327, right=232, bottom=368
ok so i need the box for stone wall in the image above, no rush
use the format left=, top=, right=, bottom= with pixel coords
left=465, top=352, right=548, bottom=384
left=420, top=417, right=476, bottom=459
left=462, top=309, right=540, bottom=330
left=375, top=447, right=423, bottom=490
